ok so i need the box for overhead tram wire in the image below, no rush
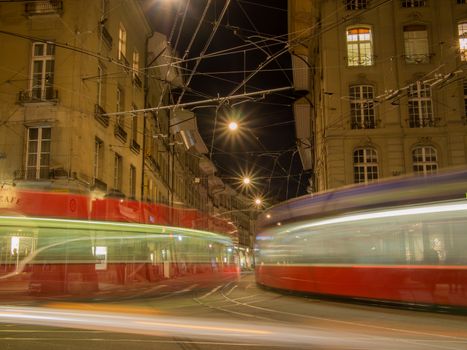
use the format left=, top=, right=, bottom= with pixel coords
left=175, top=0, right=231, bottom=106
left=102, top=86, right=293, bottom=117
left=235, top=0, right=292, bottom=86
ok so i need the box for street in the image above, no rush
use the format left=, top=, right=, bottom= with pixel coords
left=1, top=272, right=466, bottom=350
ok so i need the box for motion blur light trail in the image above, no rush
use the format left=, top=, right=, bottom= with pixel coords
left=256, top=169, right=467, bottom=310
left=0, top=306, right=455, bottom=349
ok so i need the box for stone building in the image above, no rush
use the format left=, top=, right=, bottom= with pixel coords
left=0, top=0, right=255, bottom=258
left=289, top=0, right=467, bottom=192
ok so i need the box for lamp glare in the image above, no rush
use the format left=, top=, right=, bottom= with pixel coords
left=228, top=121, right=238, bottom=131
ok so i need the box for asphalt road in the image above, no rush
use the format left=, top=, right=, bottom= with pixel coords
left=1, top=272, right=466, bottom=350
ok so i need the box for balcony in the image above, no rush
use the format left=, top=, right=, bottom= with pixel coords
left=404, top=53, right=431, bottom=65
left=130, top=139, right=141, bottom=154
left=408, top=117, right=440, bottom=128
left=100, top=25, right=113, bottom=48
left=114, top=123, right=127, bottom=143
left=94, top=104, right=109, bottom=127
left=18, top=88, right=58, bottom=104
left=25, top=0, right=63, bottom=16
left=351, top=120, right=376, bottom=129
left=14, top=167, right=67, bottom=181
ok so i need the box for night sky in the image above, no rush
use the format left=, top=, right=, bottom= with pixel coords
left=147, top=0, right=309, bottom=205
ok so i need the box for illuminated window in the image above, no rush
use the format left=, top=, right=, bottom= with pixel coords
left=114, top=153, right=122, bottom=191
left=350, top=85, right=375, bottom=129
left=94, top=246, right=107, bottom=270
left=30, top=42, right=55, bottom=99
left=346, top=26, right=373, bottom=66
left=412, top=146, right=437, bottom=175
left=353, top=148, right=378, bottom=183
left=403, top=25, right=429, bottom=64
left=401, top=0, right=426, bottom=7
left=118, top=23, right=126, bottom=60
left=129, top=165, right=136, bottom=199
left=408, top=81, right=433, bottom=127
left=26, top=126, right=51, bottom=180
left=458, top=22, right=467, bottom=61
left=345, top=0, right=368, bottom=10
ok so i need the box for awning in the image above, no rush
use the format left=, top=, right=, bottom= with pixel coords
left=170, top=109, right=209, bottom=154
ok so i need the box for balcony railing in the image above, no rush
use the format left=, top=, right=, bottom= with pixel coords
left=14, top=167, right=68, bottom=180
left=94, top=104, right=109, bottom=127
left=114, top=123, right=127, bottom=143
left=351, top=120, right=376, bottom=129
left=18, top=88, right=58, bottom=104
left=404, top=53, right=431, bottom=64
left=100, top=25, right=113, bottom=48
left=130, top=139, right=141, bottom=154
left=408, top=117, right=440, bottom=128
left=25, top=0, right=63, bottom=16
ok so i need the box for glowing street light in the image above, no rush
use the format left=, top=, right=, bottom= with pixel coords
left=228, top=121, right=238, bottom=131
left=254, top=198, right=262, bottom=206
left=242, top=177, right=251, bottom=185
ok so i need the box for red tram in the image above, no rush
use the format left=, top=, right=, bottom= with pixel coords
left=0, top=188, right=239, bottom=299
left=255, top=169, right=467, bottom=309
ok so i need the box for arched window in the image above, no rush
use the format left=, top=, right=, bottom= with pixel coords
left=412, top=146, right=437, bottom=175
left=350, top=85, right=375, bottom=129
left=408, top=81, right=433, bottom=127
left=353, top=148, right=378, bottom=183
left=346, top=26, right=373, bottom=66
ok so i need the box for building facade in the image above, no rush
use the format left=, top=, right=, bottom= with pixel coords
left=0, top=0, right=255, bottom=259
left=289, top=0, right=467, bottom=192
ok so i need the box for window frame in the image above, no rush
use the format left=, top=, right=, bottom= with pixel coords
left=116, top=87, right=124, bottom=127
left=94, top=137, right=104, bottom=181
left=30, top=42, right=55, bottom=99
left=129, top=164, right=136, bottom=199
left=458, top=22, right=467, bottom=61
left=412, top=146, right=438, bottom=175
left=403, top=25, right=430, bottom=64
left=353, top=148, right=379, bottom=184
left=26, top=126, right=51, bottom=180
left=401, top=0, right=427, bottom=7
left=346, top=25, right=374, bottom=67
left=132, top=50, right=139, bottom=78
left=131, top=105, right=137, bottom=142
left=114, top=153, right=123, bottom=191
left=408, top=81, right=433, bottom=127
left=118, top=23, right=127, bottom=60
left=349, top=85, right=376, bottom=129
left=345, top=0, right=368, bottom=10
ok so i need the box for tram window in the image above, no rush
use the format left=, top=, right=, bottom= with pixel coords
left=441, top=221, right=467, bottom=264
